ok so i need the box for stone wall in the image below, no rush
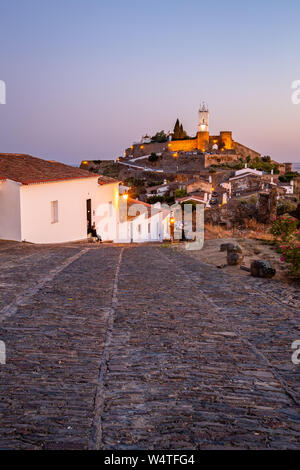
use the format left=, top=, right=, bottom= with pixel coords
left=233, top=141, right=261, bottom=160
left=293, top=176, right=300, bottom=195
left=257, top=188, right=278, bottom=223
left=167, top=139, right=198, bottom=153
left=125, top=141, right=168, bottom=158
left=231, top=174, right=261, bottom=195
left=204, top=153, right=240, bottom=168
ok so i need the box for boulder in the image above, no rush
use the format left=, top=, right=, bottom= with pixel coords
left=227, top=243, right=242, bottom=254
left=250, top=260, right=276, bottom=278
left=220, top=243, right=233, bottom=252
left=220, top=242, right=242, bottom=253
left=227, top=252, right=244, bottom=266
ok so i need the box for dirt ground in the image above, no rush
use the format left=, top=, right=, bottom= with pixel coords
left=174, top=236, right=293, bottom=283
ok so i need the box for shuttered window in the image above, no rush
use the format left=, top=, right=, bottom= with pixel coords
left=51, top=200, right=58, bottom=224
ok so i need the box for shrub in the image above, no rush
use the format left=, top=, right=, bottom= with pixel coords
left=174, top=188, right=187, bottom=198
left=278, top=172, right=299, bottom=183
left=270, top=214, right=299, bottom=242
left=151, top=131, right=168, bottom=143
left=148, top=152, right=159, bottom=163
left=277, top=200, right=298, bottom=216
left=249, top=195, right=258, bottom=205
left=147, top=195, right=164, bottom=204
left=280, top=243, right=300, bottom=276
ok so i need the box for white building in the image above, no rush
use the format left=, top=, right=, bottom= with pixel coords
left=0, top=153, right=119, bottom=244
left=198, top=102, right=209, bottom=133
left=234, top=166, right=263, bottom=177
left=117, top=198, right=171, bottom=243
left=278, top=180, right=294, bottom=194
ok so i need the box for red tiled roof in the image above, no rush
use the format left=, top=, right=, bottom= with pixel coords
left=125, top=198, right=162, bottom=220
left=0, top=153, right=101, bottom=185
left=176, top=194, right=207, bottom=203
left=98, top=175, right=119, bottom=185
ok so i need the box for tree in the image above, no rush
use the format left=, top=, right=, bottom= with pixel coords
left=172, top=119, right=187, bottom=140
left=151, top=131, right=168, bottom=143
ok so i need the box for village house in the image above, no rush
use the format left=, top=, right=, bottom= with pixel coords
left=178, top=177, right=212, bottom=196
left=175, top=192, right=210, bottom=207
left=117, top=198, right=171, bottom=243
left=0, top=153, right=119, bottom=244
left=146, top=181, right=178, bottom=198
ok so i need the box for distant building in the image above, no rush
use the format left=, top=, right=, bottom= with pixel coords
left=117, top=198, right=170, bottom=243
left=125, top=106, right=261, bottom=163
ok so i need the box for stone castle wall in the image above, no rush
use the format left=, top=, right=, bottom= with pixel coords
left=167, top=139, right=198, bottom=153
left=233, top=141, right=261, bottom=160
left=125, top=133, right=265, bottom=169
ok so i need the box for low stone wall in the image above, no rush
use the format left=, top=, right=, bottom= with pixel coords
left=204, top=153, right=240, bottom=167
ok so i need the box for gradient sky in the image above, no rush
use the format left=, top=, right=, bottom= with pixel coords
left=0, top=0, right=300, bottom=164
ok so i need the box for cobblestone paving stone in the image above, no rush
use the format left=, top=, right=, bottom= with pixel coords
left=0, top=243, right=299, bottom=450
left=101, top=246, right=300, bottom=450
left=0, top=245, right=120, bottom=449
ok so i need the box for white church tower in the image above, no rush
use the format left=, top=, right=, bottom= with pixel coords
left=198, top=102, right=209, bottom=133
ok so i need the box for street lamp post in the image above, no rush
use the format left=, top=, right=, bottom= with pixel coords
left=170, top=216, right=175, bottom=242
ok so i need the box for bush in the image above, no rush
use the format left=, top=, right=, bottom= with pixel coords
left=174, top=188, right=187, bottom=198
left=148, top=152, right=159, bottom=163
left=147, top=195, right=164, bottom=204
left=278, top=172, right=299, bottom=183
left=270, top=214, right=299, bottom=242
left=277, top=200, right=298, bottom=216
left=248, top=156, right=279, bottom=173
left=151, top=131, right=168, bottom=143
left=279, top=243, right=300, bottom=276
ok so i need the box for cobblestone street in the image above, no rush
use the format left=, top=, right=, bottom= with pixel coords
left=0, top=242, right=299, bottom=449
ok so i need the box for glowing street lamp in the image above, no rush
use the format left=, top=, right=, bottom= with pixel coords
left=170, top=216, right=175, bottom=242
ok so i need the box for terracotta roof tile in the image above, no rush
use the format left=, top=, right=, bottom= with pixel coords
left=0, top=153, right=100, bottom=185
left=98, top=175, right=119, bottom=185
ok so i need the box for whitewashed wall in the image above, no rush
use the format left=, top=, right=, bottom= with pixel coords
left=20, top=178, right=119, bottom=244
left=117, top=202, right=170, bottom=243
left=0, top=179, right=22, bottom=241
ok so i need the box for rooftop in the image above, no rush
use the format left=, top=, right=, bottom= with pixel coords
left=0, top=153, right=116, bottom=185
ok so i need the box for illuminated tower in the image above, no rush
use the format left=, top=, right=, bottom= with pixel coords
left=198, top=102, right=209, bottom=133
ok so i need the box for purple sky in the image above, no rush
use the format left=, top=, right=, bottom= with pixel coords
left=0, top=0, right=300, bottom=164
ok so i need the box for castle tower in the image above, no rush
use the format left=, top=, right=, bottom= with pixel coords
left=198, top=102, right=209, bottom=133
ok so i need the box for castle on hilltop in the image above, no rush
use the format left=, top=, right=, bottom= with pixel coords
left=125, top=105, right=262, bottom=166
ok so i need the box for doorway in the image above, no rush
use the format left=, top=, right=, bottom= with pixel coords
left=86, top=199, right=92, bottom=234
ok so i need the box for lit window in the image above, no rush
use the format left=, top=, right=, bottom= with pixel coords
left=51, top=200, right=58, bottom=224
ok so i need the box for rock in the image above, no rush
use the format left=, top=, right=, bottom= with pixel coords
left=220, top=243, right=242, bottom=253
left=228, top=243, right=242, bottom=254
left=220, top=243, right=232, bottom=252
left=227, top=252, right=244, bottom=266
left=250, top=260, right=276, bottom=278
left=240, top=265, right=251, bottom=272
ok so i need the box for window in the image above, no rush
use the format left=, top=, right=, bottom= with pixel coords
left=108, top=201, right=113, bottom=217
left=51, top=200, right=58, bottom=224
left=137, top=224, right=141, bottom=234
left=148, top=223, right=151, bottom=234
